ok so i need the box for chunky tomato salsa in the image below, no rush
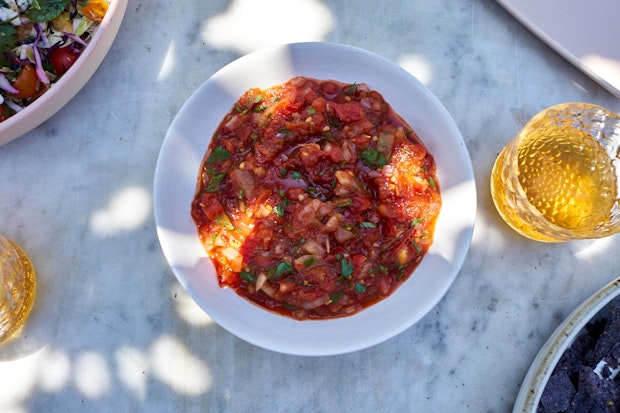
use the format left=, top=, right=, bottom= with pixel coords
left=191, top=76, right=441, bottom=320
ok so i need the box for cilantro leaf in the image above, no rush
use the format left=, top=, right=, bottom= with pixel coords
left=239, top=270, right=256, bottom=284
left=270, top=261, right=293, bottom=279
left=340, top=257, right=353, bottom=279
left=273, top=200, right=289, bottom=216
left=203, top=168, right=226, bottom=192
left=330, top=290, right=344, bottom=304
left=206, top=146, right=230, bottom=165
left=360, top=148, right=388, bottom=168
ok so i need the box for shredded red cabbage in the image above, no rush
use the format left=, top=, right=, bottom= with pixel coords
left=33, top=24, right=51, bottom=85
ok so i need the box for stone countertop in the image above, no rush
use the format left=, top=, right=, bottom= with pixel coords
left=1, top=0, right=619, bottom=411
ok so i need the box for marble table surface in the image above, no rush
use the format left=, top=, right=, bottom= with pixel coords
left=1, top=0, right=620, bottom=411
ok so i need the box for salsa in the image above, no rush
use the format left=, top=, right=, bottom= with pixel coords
left=191, top=76, right=441, bottom=320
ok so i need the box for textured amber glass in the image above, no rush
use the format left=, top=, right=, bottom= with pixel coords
left=0, top=235, right=36, bottom=343
left=491, top=103, right=620, bottom=242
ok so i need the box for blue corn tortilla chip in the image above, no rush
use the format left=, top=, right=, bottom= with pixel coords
left=536, top=296, right=620, bottom=413
left=568, top=366, right=619, bottom=413
left=539, top=370, right=575, bottom=412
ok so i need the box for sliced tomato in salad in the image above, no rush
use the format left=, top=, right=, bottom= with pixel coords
left=10, top=65, right=42, bottom=99
left=50, top=47, right=81, bottom=75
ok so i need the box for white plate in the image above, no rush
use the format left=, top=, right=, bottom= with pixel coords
left=0, top=0, right=128, bottom=146
left=154, top=42, right=476, bottom=356
left=513, top=277, right=620, bottom=412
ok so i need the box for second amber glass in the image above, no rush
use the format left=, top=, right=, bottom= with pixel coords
left=491, top=102, right=620, bottom=242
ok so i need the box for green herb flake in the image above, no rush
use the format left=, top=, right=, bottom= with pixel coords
left=307, top=107, right=316, bottom=115
left=429, top=177, right=437, bottom=189
left=273, top=201, right=287, bottom=217
left=234, top=103, right=248, bottom=114
left=410, top=217, right=424, bottom=228
left=204, top=169, right=226, bottom=192
left=210, top=232, right=219, bottom=244
left=412, top=240, right=422, bottom=254
left=253, top=103, right=267, bottom=112
left=239, top=270, right=256, bottom=284
left=336, top=198, right=352, bottom=207
left=346, top=82, right=358, bottom=94
left=340, top=257, right=353, bottom=279
left=329, top=290, right=344, bottom=304
left=291, top=171, right=302, bottom=180
left=354, top=282, right=367, bottom=294
left=206, top=146, right=230, bottom=165
left=360, top=148, right=388, bottom=168
left=303, top=257, right=316, bottom=267
left=271, top=261, right=293, bottom=279
left=359, top=221, right=377, bottom=229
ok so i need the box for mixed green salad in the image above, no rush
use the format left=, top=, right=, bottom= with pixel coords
left=0, top=0, right=108, bottom=122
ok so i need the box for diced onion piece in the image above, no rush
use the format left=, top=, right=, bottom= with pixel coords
left=255, top=272, right=268, bottom=291
left=230, top=169, right=256, bottom=199
left=256, top=204, right=272, bottom=218
left=212, top=234, right=226, bottom=247
left=221, top=247, right=243, bottom=272
left=335, top=227, right=355, bottom=244
left=260, top=283, right=277, bottom=298
left=301, top=239, right=325, bottom=256
left=292, top=309, right=307, bottom=320
left=324, top=214, right=341, bottom=232
left=294, top=254, right=321, bottom=269
left=377, top=131, right=394, bottom=156
left=334, top=170, right=364, bottom=193
left=300, top=295, right=330, bottom=310
left=341, top=141, right=354, bottom=162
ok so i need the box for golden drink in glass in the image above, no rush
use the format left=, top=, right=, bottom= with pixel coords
left=491, top=103, right=620, bottom=242
left=0, top=235, right=36, bottom=343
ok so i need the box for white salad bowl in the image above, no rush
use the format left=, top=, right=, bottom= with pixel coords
left=154, top=42, right=477, bottom=356
left=0, top=0, right=128, bottom=146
